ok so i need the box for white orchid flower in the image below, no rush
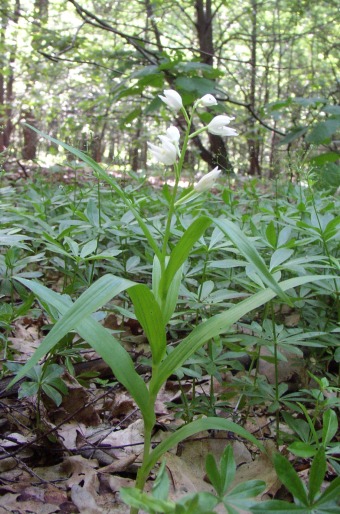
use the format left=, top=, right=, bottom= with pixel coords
left=159, top=90, right=183, bottom=112
left=147, top=138, right=177, bottom=165
left=194, top=166, right=222, bottom=193
left=165, top=125, right=180, bottom=143
left=199, top=94, right=218, bottom=107
left=207, top=115, right=238, bottom=136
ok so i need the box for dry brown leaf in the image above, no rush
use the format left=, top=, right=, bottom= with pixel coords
left=7, top=320, right=41, bottom=360
left=163, top=451, right=215, bottom=499
left=178, top=434, right=252, bottom=480
left=56, top=421, right=86, bottom=450
left=0, top=491, right=60, bottom=514
left=49, top=373, right=101, bottom=426
left=62, top=455, right=101, bottom=513
left=98, top=454, right=137, bottom=474
left=70, top=484, right=102, bottom=514
left=95, top=419, right=145, bottom=460
left=258, top=346, right=304, bottom=384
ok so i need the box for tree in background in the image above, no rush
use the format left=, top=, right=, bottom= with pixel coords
left=1, top=0, right=339, bottom=181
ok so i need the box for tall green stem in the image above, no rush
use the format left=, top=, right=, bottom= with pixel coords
left=161, top=106, right=194, bottom=260
left=270, top=301, right=280, bottom=447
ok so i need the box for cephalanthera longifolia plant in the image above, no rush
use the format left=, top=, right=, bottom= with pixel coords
left=8, top=90, right=334, bottom=512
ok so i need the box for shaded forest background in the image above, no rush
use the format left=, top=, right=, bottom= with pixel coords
left=0, top=0, right=339, bottom=182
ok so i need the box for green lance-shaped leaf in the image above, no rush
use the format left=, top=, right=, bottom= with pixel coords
left=141, top=417, right=265, bottom=481
left=206, top=445, right=236, bottom=498
left=313, top=476, right=340, bottom=509
left=273, top=452, right=308, bottom=505
left=322, top=409, right=338, bottom=446
left=150, top=275, right=334, bottom=396
left=251, top=500, right=308, bottom=512
left=213, top=218, right=291, bottom=304
left=152, top=255, right=183, bottom=325
left=128, top=284, right=167, bottom=365
left=7, top=277, right=154, bottom=424
left=159, top=216, right=212, bottom=301
left=23, top=124, right=162, bottom=260
left=308, top=447, right=326, bottom=504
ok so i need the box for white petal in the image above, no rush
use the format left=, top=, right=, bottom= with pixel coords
left=194, top=167, right=222, bottom=192
left=159, top=90, right=183, bottom=111
left=200, top=94, right=218, bottom=106
left=165, top=126, right=180, bottom=142
left=207, top=115, right=237, bottom=136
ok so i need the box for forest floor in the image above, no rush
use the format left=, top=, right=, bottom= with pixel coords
left=0, top=164, right=339, bottom=513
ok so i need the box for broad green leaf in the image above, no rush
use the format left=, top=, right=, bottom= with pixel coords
left=274, top=453, right=308, bottom=505
left=80, top=239, right=97, bottom=259
left=288, top=442, right=316, bottom=458
left=120, top=487, right=175, bottom=513
left=128, top=284, right=167, bottom=365
left=308, top=447, right=326, bottom=504
left=47, top=377, right=68, bottom=395
left=282, top=412, right=310, bottom=443
left=153, top=255, right=183, bottom=324
left=159, top=216, right=212, bottom=299
left=175, top=76, right=217, bottom=95
left=152, top=461, right=170, bottom=501
left=206, top=453, right=223, bottom=496
left=266, top=220, right=277, bottom=247
left=151, top=275, right=332, bottom=396
left=178, top=492, right=219, bottom=513
left=322, top=409, right=338, bottom=445
left=226, top=480, right=266, bottom=500
left=306, top=119, right=340, bottom=144
left=142, top=417, right=265, bottom=480
left=213, top=218, right=291, bottom=303
left=278, top=127, right=308, bottom=146
left=18, top=381, right=39, bottom=398
left=42, top=383, right=63, bottom=406
left=318, top=163, right=340, bottom=188
left=252, top=500, right=310, bottom=512
left=314, top=476, right=340, bottom=507
left=270, top=248, right=294, bottom=271
left=309, top=152, right=340, bottom=166
left=25, top=365, right=43, bottom=382
left=8, top=277, right=154, bottom=425
left=43, top=364, right=64, bottom=380
left=10, top=274, right=135, bottom=373
left=219, top=445, right=236, bottom=496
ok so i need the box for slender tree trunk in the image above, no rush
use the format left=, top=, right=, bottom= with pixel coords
left=0, top=0, right=20, bottom=153
left=248, top=0, right=261, bottom=176
left=269, top=0, right=282, bottom=178
left=22, top=111, right=38, bottom=159
left=195, top=0, right=233, bottom=172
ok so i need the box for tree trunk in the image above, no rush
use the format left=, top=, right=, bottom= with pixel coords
left=22, top=111, right=38, bottom=159
left=195, top=0, right=233, bottom=173
left=248, top=0, right=261, bottom=176
left=0, top=1, right=20, bottom=153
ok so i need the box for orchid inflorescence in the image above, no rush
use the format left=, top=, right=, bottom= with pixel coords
left=147, top=89, right=238, bottom=195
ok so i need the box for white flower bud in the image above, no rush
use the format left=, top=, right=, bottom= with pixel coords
left=147, top=139, right=177, bottom=166
left=207, top=115, right=238, bottom=136
left=158, top=90, right=183, bottom=112
left=194, top=167, right=222, bottom=192
left=199, top=94, right=218, bottom=107
left=165, top=126, right=180, bottom=143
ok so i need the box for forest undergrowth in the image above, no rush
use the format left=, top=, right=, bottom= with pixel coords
left=0, top=99, right=339, bottom=513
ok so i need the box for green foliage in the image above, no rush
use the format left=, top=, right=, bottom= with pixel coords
left=1, top=85, right=339, bottom=514
left=252, top=448, right=340, bottom=513
left=121, top=446, right=266, bottom=513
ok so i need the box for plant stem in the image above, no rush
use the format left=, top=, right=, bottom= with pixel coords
left=270, top=301, right=280, bottom=447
